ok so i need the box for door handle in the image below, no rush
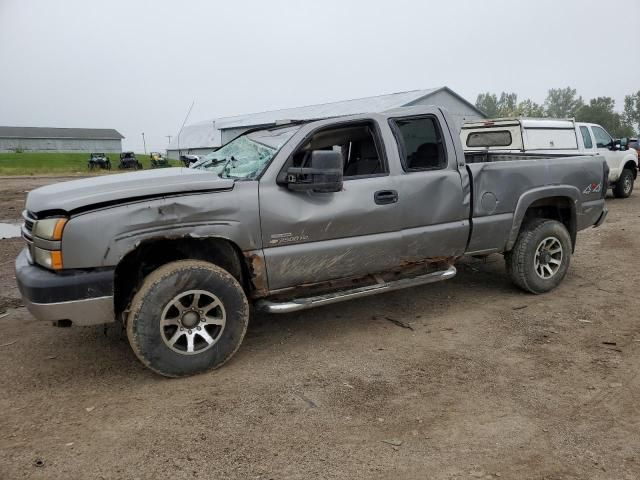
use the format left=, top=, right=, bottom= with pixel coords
left=374, top=190, right=398, bottom=205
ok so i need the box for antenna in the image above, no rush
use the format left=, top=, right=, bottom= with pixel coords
left=176, top=100, right=195, bottom=155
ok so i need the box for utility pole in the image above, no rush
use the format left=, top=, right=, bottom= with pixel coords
left=141, top=132, right=147, bottom=154
left=166, top=135, right=172, bottom=145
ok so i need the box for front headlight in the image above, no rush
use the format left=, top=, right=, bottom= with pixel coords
left=33, top=217, right=68, bottom=241
left=31, top=217, right=67, bottom=270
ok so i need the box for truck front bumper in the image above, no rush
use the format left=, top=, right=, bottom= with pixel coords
left=14, top=249, right=116, bottom=326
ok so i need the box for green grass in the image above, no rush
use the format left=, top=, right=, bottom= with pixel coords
left=0, top=152, right=182, bottom=175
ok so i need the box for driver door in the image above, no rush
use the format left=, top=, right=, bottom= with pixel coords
left=258, top=120, right=403, bottom=291
left=591, top=124, right=625, bottom=180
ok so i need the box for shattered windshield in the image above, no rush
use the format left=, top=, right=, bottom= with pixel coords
left=191, top=125, right=300, bottom=179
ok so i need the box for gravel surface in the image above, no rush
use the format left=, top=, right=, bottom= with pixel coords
left=1, top=176, right=638, bottom=479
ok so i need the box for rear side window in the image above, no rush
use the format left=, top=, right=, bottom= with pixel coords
left=466, top=130, right=512, bottom=148
left=580, top=126, right=593, bottom=149
left=392, top=116, right=447, bottom=170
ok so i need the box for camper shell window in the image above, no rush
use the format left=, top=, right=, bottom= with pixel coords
left=466, top=130, right=513, bottom=148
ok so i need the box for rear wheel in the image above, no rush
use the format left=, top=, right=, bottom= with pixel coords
left=126, top=260, right=249, bottom=377
left=505, top=218, right=571, bottom=294
left=613, top=168, right=634, bottom=198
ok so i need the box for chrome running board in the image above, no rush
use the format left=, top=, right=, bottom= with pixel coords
left=255, top=266, right=456, bottom=314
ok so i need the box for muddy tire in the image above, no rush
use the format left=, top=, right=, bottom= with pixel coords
left=613, top=169, right=634, bottom=198
left=505, top=218, right=571, bottom=294
left=126, top=260, right=249, bottom=377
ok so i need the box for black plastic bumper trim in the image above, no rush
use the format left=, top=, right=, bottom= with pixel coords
left=15, top=249, right=114, bottom=304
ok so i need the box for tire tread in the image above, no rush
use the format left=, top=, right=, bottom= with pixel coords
left=126, top=260, right=249, bottom=378
left=506, top=218, right=568, bottom=294
left=613, top=168, right=634, bottom=198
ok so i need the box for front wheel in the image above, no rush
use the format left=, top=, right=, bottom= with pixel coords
left=505, top=218, right=571, bottom=294
left=126, top=260, right=249, bottom=377
left=613, top=169, right=634, bottom=198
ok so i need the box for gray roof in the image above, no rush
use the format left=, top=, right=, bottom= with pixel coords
left=0, top=126, right=124, bottom=140
left=214, top=88, right=440, bottom=129
left=168, top=87, right=484, bottom=151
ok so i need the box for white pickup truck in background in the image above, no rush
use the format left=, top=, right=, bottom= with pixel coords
left=461, top=118, right=639, bottom=198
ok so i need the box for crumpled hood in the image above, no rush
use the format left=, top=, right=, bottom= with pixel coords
left=26, top=167, right=234, bottom=213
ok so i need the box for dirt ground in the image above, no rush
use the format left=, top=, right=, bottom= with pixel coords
left=0, top=175, right=639, bottom=480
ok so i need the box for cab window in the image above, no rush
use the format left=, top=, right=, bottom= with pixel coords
left=391, top=116, right=447, bottom=171
left=290, top=122, right=386, bottom=178
left=592, top=126, right=612, bottom=148
left=579, top=126, right=593, bottom=149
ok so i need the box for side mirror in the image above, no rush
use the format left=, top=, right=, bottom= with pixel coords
left=286, top=150, right=343, bottom=193
left=620, top=138, right=629, bottom=151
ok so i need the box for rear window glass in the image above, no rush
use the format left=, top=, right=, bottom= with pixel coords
left=466, top=130, right=512, bottom=147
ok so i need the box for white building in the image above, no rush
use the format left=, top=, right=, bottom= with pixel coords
left=167, top=87, right=484, bottom=159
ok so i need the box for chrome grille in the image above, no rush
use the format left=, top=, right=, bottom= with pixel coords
left=22, top=210, right=36, bottom=233
left=20, top=211, right=35, bottom=263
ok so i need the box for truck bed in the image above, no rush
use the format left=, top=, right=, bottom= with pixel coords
left=464, top=153, right=607, bottom=255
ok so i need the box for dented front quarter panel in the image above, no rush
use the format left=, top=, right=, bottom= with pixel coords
left=242, top=251, right=269, bottom=297
left=61, top=182, right=261, bottom=269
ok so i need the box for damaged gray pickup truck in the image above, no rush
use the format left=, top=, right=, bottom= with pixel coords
left=15, top=105, right=608, bottom=377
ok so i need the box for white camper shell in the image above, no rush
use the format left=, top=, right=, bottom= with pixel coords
left=461, top=118, right=638, bottom=198
left=461, top=118, right=580, bottom=152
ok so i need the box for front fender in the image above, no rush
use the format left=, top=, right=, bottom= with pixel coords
left=608, top=152, right=638, bottom=182
left=61, top=184, right=261, bottom=269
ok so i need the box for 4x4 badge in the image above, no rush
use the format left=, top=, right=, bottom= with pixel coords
left=583, top=183, right=602, bottom=195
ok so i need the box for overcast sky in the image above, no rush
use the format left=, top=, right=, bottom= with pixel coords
left=1, top=0, right=638, bottom=151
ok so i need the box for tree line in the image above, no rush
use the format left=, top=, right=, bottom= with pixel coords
left=475, top=87, right=640, bottom=138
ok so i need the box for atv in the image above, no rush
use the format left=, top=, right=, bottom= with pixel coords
left=88, top=153, right=111, bottom=170
left=150, top=152, right=170, bottom=168
left=118, top=152, right=143, bottom=170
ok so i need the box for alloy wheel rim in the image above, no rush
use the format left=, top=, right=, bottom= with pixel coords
left=160, top=289, right=226, bottom=355
left=534, top=236, right=563, bottom=280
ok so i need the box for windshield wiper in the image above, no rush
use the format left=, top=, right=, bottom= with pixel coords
left=194, top=156, right=226, bottom=170
left=218, top=156, right=237, bottom=178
